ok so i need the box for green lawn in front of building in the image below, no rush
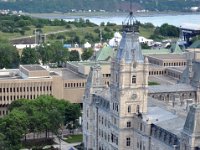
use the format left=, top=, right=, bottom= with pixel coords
left=65, top=134, right=83, bottom=143
left=148, top=81, right=160, bottom=86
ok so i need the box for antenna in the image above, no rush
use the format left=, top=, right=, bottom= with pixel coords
left=130, top=0, right=133, bottom=13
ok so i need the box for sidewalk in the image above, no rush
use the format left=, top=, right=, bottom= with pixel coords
left=53, top=137, right=80, bottom=150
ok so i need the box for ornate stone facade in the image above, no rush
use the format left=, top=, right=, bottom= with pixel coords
left=83, top=18, right=200, bottom=150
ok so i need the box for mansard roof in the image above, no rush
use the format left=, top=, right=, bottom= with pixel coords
left=116, top=31, right=144, bottom=63
left=183, top=104, right=200, bottom=136
left=191, top=61, right=200, bottom=88
left=148, top=83, right=195, bottom=94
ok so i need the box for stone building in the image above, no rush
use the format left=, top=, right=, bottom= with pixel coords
left=83, top=14, right=200, bottom=150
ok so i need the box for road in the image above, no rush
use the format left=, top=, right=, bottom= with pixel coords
left=10, top=29, right=71, bottom=40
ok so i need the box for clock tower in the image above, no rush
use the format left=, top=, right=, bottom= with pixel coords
left=109, top=11, right=149, bottom=150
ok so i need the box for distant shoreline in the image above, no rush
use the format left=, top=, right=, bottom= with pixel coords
left=26, top=11, right=200, bottom=19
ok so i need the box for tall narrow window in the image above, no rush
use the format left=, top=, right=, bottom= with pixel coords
left=128, top=105, right=131, bottom=113
left=126, top=137, right=131, bottom=146
left=132, top=75, right=136, bottom=84
left=137, top=105, right=140, bottom=113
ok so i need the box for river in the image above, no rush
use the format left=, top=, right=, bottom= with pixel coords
left=29, top=12, right=200, bottom=27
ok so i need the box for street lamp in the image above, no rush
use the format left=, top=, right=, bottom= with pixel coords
left=58, top=130, right=62, bottom=150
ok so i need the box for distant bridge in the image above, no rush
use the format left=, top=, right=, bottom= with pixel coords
left=180, top=23, right=200, bottom=46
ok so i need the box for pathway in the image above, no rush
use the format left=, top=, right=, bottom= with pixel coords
left=53, top=137, right=80, bottom=150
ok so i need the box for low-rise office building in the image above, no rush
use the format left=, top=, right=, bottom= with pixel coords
left=0, top=64, right=86, bottom=116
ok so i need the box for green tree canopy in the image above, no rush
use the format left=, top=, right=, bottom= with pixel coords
left=0, top=95, right=81, bottom=149
left=81, top=48, right=94, bottom=60
left=37, top=42, right=69, bottom=65
left=157, top=23, right=179, bottom=37
left=69, top=50, right=80, bottom=61
left=0, top=38, right=20, bottom=69
left=20, top=47, right=39, bottom=64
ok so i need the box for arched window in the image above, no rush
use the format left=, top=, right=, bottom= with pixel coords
left=128, top=105, right=131, bottom=113
left=132, top=75, right=136, bottom=84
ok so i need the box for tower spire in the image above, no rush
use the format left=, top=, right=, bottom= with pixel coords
left=122, top=0, right=139, bottom=32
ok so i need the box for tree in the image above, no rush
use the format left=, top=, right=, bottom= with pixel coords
left=141, top=43, right=151, bottom=49
left=0, top=109, right=29, bottom=149
left=158, top=23, right=179, bottom=37
left=20, top=47, right=39, bottom=64
left=0, top=39, right=20, bottom=69
left=0, top=133, right=7, bottom=149
left=50, top=41, right=69, bottom=65
left=81, top=48, right=93, bottom=60
left=4, top=95, right=81, bottom=148
left=37, top=42, right=69, bottom=65
left=69, top=50, right=80, bottom=61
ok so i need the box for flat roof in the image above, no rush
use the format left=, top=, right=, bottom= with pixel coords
left=148, top=54, right=187, bottom=60
left=166, top=66, right=186, bottom=72
left=68, top=61, right=110, bottom=67
left=142, top=49, right=171, bottom=55
left=21, top=65, right=46, bottom=71
left=143, top=106, right=185, bottom=137
left=149, top=64, right=165, bottom=69
left=62, top=69, right=86, bottom=80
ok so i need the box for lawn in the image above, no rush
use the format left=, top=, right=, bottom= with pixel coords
left=148, top=81, right=160, bottom=86
left=0, top=26, right=67, bottom=40
left=139, top=26, right=154, bottom=38
left=65, top=134, right=83, bottom=143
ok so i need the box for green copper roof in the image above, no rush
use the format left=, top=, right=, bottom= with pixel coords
left=170, top=43, right=183, bottom=54
left=189, top=40, right=200, bottom=48
left=96, top=46, right=115, bottom=61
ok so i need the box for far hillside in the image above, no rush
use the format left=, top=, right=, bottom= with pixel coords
left=0, top=0, right=200, bottom=13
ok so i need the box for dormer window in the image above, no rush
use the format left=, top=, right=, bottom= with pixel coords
left=132, top=75, right=136, bottom=84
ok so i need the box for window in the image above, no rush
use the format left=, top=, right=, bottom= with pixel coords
left=87, top=110, right=89, bottom=117
left=132, top=75, right=136, bottom=84
left=126, top=137, right=131, bottom=146
left=137, top=105, right=140, bottom=113
left=127, top=121, right=131, bottom=128
left=116, top=105, right=118, bottom=112
left=128, top=105, right=131, bottom=113
left=140, top=123, right=142, bottom=131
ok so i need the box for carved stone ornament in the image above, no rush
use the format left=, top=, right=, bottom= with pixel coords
left=132, top=94, right=137, bottom=100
